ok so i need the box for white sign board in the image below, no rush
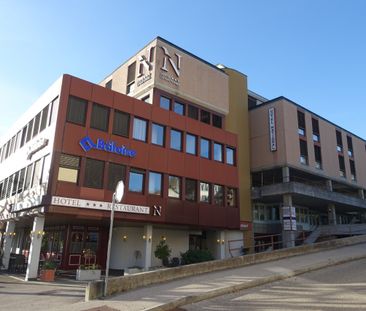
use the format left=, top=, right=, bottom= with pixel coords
left=268, top=107, right=277, bottom=151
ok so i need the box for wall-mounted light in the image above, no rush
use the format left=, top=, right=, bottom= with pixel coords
left=4, top=232, right=16, bottom=237
left=30, top=230, right=45, bottom=239
left=216, top=239, right=225, bottom=244
left=122, top=235, right=128, bottom=241
left=161, top=235, right=166, bottom=241
left=142, top=235, right=152, bottom=242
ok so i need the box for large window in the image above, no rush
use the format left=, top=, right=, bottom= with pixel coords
left=57, top=154, right=80, bottom=183
left=299, top=140, right=308, bottom=165
left=126, top=62, right=136, bottom=94
left=91, top=103, right=110, bottom=132
left=108, top=163, right=126, bottom=191
left=227, top=188, right=237, bottom=207
left=129, top=168, right=145, bottom=193
left=347, top=136, right=353, bottom=157
left=170, top=129, right=182, bottom=151
left=160, top=96, right=170, bottom=110
left=338, top=155, right=345, bottom=177
left=26, top=119, right=33, bottom=143
left=314, top=145, right=322, bottom=169
left=40, top=104, right=49, bottom=132
left=151, top=123, right=165, bottom=146
left=336, top=130, right=343, bottom=152
left=226, top=147, right=235, bottom=165
left=188, top=105, right=198, bottom=120
left=200, top=110, right=211, bottom=124
left=185, top=179, right=197, bottom=202
left=32, top=158, right=43, bottom=188
left=17, top=168, right=26, bottom=194
left=200, top=138, right=210, bottom=159
left=67, top=96, right=88, bottom=126
left=133, top=117, right=147, bottom=142
left=84, top=158, right=104, bottom=188
left=113, top=110, right=130, bottom=137
left=186, top=134, right=197, bottom=155
left=350, top=159, right=356, bottom=181
left=24, top=164, right=33, bottom=190
left=312, top=118, right=320, bottom=142
left=212, top=114, right=222, bottom=128
left=173, top=101, right=185, bottom=115
left=168, top=175, right=180, bottom=198
left=33, top=112, right=41, bottom=138
left=148, top=172, right=162, bottom=195
left=200, top=182, right=210, bottom=203
left=213, top=184, right=224, bottom=206
left=297, top=110, right=306, bottom=136
left=213, top=142, right=223, bottom=162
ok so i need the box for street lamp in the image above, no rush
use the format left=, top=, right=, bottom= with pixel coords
left=104, top=180, right=124, bottom=297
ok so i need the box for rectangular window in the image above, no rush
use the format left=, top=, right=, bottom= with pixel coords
left=20, top=126, right=27, bottom=148
left=200, top=138, right=210, bottom=159
left=84, top=158, right=104, bottom=188
left=200, top=110, right=211, bottom=124
left=26, top=119, right=33, bottom=142
left=24, top=164, right=33, bottom=190
left=214, top=142, right=223, bottom=162
left=113, top=110, right=130, bottom=137
left=128, top=168, right=145, bottom=193
left=160, top=96, right=170, bottom=110
left=314, top=145, right=322, bottom=169
left=347, top=136, right=353, bottom=157
left=58, top=154, right=80, bottom=183
left=11, top=172, right=19, bottom=196
left=67, top=96, right=88, bottom=126
left=213, top=184, right=224, bottom=206
left=336, top=130, right=343, bottom=152
left=338, top=155, right=345, bottom=177
left=299, top=140, right=308, bottom=165
left=200, top=182, right=210, bottom=203
left=126, top=62, right=136, bottom=94
left=188, top=105, right=198, bottom=120
left=105, top=80, right=112, bottom=89
left=151, top=123, right=165, bottom=146
left=141, top=95, right=150, bottom=103
left=212, top=114, right=222, bottom=128
left=17, top=168, right=26, bottom=193
left=41, top=154, right=50, bottom=184
left=350, top=159, right=356, bottom=181
left=168, top=175, right=180, bottom=198
left=297, top=111, right=306, bottom=136
left=227, top=188, right=237, bottom=207
left=186, top=134, right=197, bottom=155
left=5, top=175, right=13, bottom=198
left=312, top=118, right=320, bottom=142
left=107, top=162, right=126, bottom=191
left=91, top=103, right=110, bottom=132
left=1, top=178, right=8, bottom=199
left=173, top=101, right=185, bottom=115
left=133, top=117, right=147, bottom=142
left=170, top=129, right=182, bottom=151
left=49, top=97, right=58, bottom=126
left=148, top=172, right=162, bottom=195
left=0, top=181, right=3, bottom=199
left=33, top=112, right=41, bottom=138
left=226, top=147, right=235, bottom=165
left=185, top=179, right=197, bottom=202
left=32, top=158, right=43, bottom=188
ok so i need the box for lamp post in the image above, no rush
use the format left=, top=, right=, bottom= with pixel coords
left=104, top=180, right=124, bottom=297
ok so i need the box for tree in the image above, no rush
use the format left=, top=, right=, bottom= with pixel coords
left=154, top=240, right=171, bottom=266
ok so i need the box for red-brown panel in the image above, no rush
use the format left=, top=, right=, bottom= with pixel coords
left=133, top=99, right=152, bottom=120
left=199, top=159, right=215, bottom=181
left=129, top=140, right=149, bottom=168
left=224, top=165, right=239, bottom=187
left=226, top=207, right=240, bottom=229
left=151, top=106, right=170, bottom=124
left=69, top=76, right=93, bottom=100
left=80, top=187, right=105, bottom=201
left=113, top=92, right=134, bottom=113
left=169, top=112, right=186, bottom=130
left=185, top=118, right=200, bottom=135
left=147, top=145, right=168, bottom=172
left=184, top=155, right=200, bottom=179
left=225, top=132, right=237, bottom=148
left=199, top=205, right=227, bottom=228
left=55, top=182, right=80, bottom=198
left=167, top=151, right=186, bottom=176
left=91, top=84, right=114, bottom=107
left=61, top=124, right=89, bottom=156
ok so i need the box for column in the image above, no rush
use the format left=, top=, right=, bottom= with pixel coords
left=282, top=166, right=290, bottom=183
left=25, top=216, right=45, bottom=281
left=2, top=220, right=15, bottom=270
left=327, top=204, right=336, bottom=225
left=326, top=180, right=333, bottom=192
left=219, top=231, right=226, bottom=260
left=143, top=224, right=153, bottom=271
left=282, top=194, right=296, bottom=248
left=358, top=189, right=365, bottom=200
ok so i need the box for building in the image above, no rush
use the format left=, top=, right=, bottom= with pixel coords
left=0, top=37, right=250, bottom=280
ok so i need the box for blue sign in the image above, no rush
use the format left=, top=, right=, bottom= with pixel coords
left=79, top=136, right=136, bottom=158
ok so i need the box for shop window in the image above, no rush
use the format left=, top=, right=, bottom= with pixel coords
left=186, top=133, right=197, bottom=155
left=212, top=114, right=222, bottom=128
left=168, top=175, right=181, bottom=198
left=227, top=188, right=237, bottom=206
left=200, top=110, right=211, bottom=124
left=133, top=117, right=147, bottom=142
left=200, top=182, right=210, bottom=203
left=84, top=158, right=104, bottom=189
left=200, top=138, right=210, bottom=159
left=213, top=142, right=223, bottom=162
left=107, top=162, right=126, bottom=191
left=67, top=96, right=88, bottom=126
left=128, top=168, right=145, bottom=193
left=151, top=123, right=165, bottom=146
left=160, top=96, right=170, bottom=110
left=185, top=179, right=197, bottom=202
left=170, top=129, right=182, bottom=151
left=213, top=184, right=224, bottom=206
left=148, top=172, right=162, bottom=195
left=188, top=105, right=199, bottom=120
left=58, top=154, right=80, bottom=183
left=26, top=119, right=33, bottom=143
left=70, top=232, right=84, bottom=254
left=91, top=103, right=110, bottom=132
left=113, top=110, right=130, bottom=137
left=85, top=232, right=99, bottom=253
left=226, top=147, right=235, bottom=165
left=173, top=101, right=185, bottom=115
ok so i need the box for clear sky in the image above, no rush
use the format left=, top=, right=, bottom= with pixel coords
left=1, top=0, right=365, bottom=139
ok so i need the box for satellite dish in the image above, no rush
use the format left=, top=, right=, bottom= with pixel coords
left=115, top=180, right=125, bottom=203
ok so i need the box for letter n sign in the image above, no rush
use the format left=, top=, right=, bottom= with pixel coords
left=153, top=205, right=162, bottom=216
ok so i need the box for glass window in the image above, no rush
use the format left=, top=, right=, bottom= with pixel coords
left=24, top=164, right=33, bottom=190
left=58, top=154, right=80, bottom=183
left=33, top=112, right=41, bottom=138
left=108, top=162, right=126, bottom=191
left=168, top=175, right=180, bottom=198
left=40, top=104, right=49, bottom=132
left=186, top=134, right=197, bottom=155
left=113, top=110, right=130, bottom=137
left=185, top=179, right=197, bottom=202
left=297, top=111, right=306, bottom=136
left=84, top=158, right=104, bottom=189
left=226, top=147, right=235, bottom=165
left=67, top=96, right=88, bottom=126
left=105, top=80, right=112, bottom=89
left=11, top=171, right=19, bottom=196
left=126, top=62, right=136, bottom=94
left=200, top=182, right=210, bottom=203
left=212, top=114, right=222, bottom=128
left=160, top=96, right=170, bottom=110
left=200, top=138, right=210, bottom=159
left=170, top=129, right=182, bottom=151
left=151, top=123, right=165, bottom=146
left=213, top=184, right=224, bottom=206
left=91, top=103, right=110, bottom=132
left=20, top=126, right=27, bottom=148
left=214, top=143, right=223, bottom=162
left=148, top=172, right=162, bottom=195
left=133, top=117, right=147, bottom=142
left=17, top=168, right=26, bottom=193
left=26, top=119, right=33, bottom=142
left=227, top=188, right=237, bottom=207
left=200, top=110, right=210, bottom=124
left=32, top=158, right=43, bottom=188
left=188, top=105, right=199, bottom=120
left=173, top=101, right=185, bottom=115
left=128, top=168, right=145, bottom=193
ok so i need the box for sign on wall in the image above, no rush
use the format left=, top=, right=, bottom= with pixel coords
left=268, top=107, right=277, bottom=152
left=282, top=206, right=297, bottom=231
left=159, top=45, right=182, bottom=87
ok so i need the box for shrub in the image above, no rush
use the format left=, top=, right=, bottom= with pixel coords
left=154, top=240, right=171, bottom=266
left=180, top=249, right=214, bottom=265
left=42, top=260, right=57, bottom=270
left=170, top=257, right=180, bottom=267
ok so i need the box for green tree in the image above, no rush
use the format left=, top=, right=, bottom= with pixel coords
left=154, top=240, right=171, bottom=266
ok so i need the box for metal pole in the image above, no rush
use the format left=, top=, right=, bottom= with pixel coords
left=104, top=192, right=115, bottom=297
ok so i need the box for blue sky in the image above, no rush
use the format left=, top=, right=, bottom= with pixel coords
left=1, top=0, right=365, bottom=139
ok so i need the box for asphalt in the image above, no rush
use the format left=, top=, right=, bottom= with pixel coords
left=1, top=242, right=366, bottom=311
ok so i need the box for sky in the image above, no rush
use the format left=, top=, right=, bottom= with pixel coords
left=0, top=0, right=366, bottom=139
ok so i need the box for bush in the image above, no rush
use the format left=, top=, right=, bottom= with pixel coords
left=180, top=249, right=214, bottom=265
left=170, top=257, right=180, bottom=267
left=154, top=240, right=171, bottom=266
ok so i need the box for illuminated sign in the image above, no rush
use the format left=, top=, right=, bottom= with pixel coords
left=79, top=136, right=136, bottom=158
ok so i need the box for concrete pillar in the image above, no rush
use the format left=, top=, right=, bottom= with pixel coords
left=327, top=204, right=336, bottom=225
left=282, top=194, right=296, bottom=248
left=326, top=180, right=333, bottom=192
left=358, top=189, right=365, bottom=200
left=219, top=231, right=226, bottom=259
left=143, top=224, right=153, bottom=271
left=282, top=166, right=290, bottom=183
left=2, top=220, right=16, bottom=270
left=25, top=216, right=45, bottom=281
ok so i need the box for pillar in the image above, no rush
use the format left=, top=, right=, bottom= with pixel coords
left=25, top=216, right=45, bottom=281
left=327, top=204, right=336, bottom=225
left=358, top=189, right=365, bottom=200
left=282, top=194, right=296, bottom=248
left=218, top=231, right=226, bottom=260
left=282, top=166, right=290, bottom=183
left=143, top=224, right=153, bottom=271
left=2, top=220, right=15, bottom=270
left=326, top=180, right=333, bottom=192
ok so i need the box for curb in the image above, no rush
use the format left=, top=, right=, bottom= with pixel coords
left=146, top=253, right=366, bottom=311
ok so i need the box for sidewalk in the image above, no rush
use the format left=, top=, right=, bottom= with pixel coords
left=54, top=242, right=366, bottom=311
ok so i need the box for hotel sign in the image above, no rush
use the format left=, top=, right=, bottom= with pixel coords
left=51, top=196, right=150, bottom=215
left=137, top=47, right=154, bottom=87
left=159, top=45, right=181, bottom=87
left=268, top=107, right=277, bottom=152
